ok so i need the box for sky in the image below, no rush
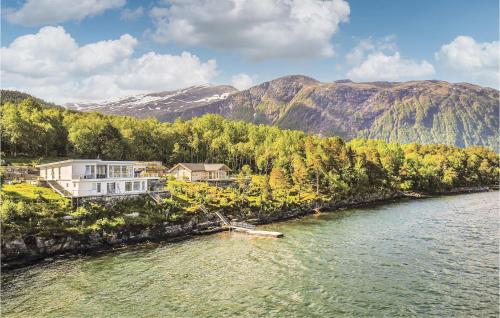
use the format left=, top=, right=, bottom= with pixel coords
left=1, top=0, right=499, bottom=103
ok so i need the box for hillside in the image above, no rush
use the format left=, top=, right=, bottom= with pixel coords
left=0, top=90, right=61, bottom=109
left=63, top=76, right=499, bottom=150
left=8, top=75, right=500, bottom=150
left=210, top=76, right=499, bottom=149
left=65, top=85, right=237, bottom=121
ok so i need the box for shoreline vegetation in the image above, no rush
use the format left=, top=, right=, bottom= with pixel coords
left=1, top=97, right=499, bottom=269
left=1, top=186, right=495, bottom=270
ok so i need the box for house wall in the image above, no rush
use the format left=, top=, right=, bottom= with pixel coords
left=169, top=166, right=230, bottom=181
left=170, top=167, right=192, bottom=181
left=65, top=179, right=150, bottom=197
left=191, top=171, right=209, bottom=181
left=42, top=164, right=73, bottom=181
left=218, top=170, right=228, bottom=179
left=71, top=163, right=88, bottom=179
left=39, top=161, right=159, bottom=197
left=60, top=165, right=72, bottom=180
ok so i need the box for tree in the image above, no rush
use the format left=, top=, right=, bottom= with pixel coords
left=0, top=103, right=24, bottom=156
left=269, top=167, right=290, bottom=201
left=291, top=153, right=308, bottom=200
left=258, top=175, right=271, bottom=203
left=305, top=137, right=323, bottom=195
left=236, top=164, right=252, bottom=194
left=68, top=116, right=126, bottom=159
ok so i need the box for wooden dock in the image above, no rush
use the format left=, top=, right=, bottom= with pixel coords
left=199, top=205, right=283, bottom=238
left=229, top=226, right=284, bottom=238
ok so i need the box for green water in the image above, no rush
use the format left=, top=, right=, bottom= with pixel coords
left=2, top=191, right=499, bottom=317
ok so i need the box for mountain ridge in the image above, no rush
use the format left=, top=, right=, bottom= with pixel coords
left=9, top=75, right=500, bottom=150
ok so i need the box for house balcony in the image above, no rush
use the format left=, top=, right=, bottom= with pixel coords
left=75, top=173, right=160, bottom=180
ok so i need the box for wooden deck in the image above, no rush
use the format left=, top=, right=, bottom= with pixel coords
left=200, top=205, right=284, bottom=238
left=229, top=226, right=284, bottom=238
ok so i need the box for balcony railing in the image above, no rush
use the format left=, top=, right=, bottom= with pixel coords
left=76, top=173, right=157, bottom=180
left=140, top=173, right=159, bottom=177
left=80, top=174, right=109, bottom=179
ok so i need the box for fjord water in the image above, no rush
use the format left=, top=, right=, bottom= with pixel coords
left=2, top=192, right=498, bottom=317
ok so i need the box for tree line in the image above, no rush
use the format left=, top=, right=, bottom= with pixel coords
left=1, top=98, right=498, bottom=194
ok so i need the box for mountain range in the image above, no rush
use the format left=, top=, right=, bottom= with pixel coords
left=5, top=75, right=498, bottom=150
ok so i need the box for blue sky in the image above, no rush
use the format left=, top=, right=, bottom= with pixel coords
left=1, top=0, right=498, bottom=103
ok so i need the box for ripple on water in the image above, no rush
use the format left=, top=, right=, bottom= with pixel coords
left=1, top=191, right=499, bottom=318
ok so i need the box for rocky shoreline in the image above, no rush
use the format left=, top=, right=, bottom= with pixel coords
left=1, top=186, right=493, bottom=270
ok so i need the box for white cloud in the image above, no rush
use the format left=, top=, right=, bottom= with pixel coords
left=149, top=0, right=350, bottom=60
left=345, top=37, right=435, bottom=82
left=231, top=73, right=257, bottom=90
left=4, top=0, right=125, bottom=26
left=435, top=36, right=499, bottom=88
left=347, top=52, right=435, bottom=81
left=1, top=26, right=218, bottom=103
left=120, top=7, right=144, bottom=21
left=345, top=36, right=397, bottom=65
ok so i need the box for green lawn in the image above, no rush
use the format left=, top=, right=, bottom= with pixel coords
left=1, top=183, right=67, bottom=202
left=2, top=156, right=69, bottom=166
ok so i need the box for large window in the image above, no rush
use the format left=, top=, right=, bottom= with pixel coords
left=114, top=166, right=121, bottom=177
left=97, top=183, right=101, bottom=193
left=84, top=165, right=95, bottom=179
left=107, top=182, right=116, bottom=194
left=97, top=165, right=107, bottom=179
left=125, top=182, right=132, bottom=191
left=133, top=181, right=140, bottom=191
left=109, top=165, right=134, bottom=178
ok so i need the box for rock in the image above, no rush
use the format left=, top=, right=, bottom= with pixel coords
left=2, top=238, right=28, bottom=257
left=138, top=229, right=151, bottom=239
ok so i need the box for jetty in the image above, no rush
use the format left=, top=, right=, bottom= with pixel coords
left=201, top=205, right=283, bottom=238
left=230, top=227, right=284, bottom=238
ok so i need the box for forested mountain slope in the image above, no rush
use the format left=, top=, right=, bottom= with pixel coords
left=60, top=75, right=498, bottom=150
left=1, top=90, right=61, bottom=109
left=1, top=97, right=498, bottom=195
left=210, top=76, right=499, bottom=150
left=3, top=74, right=499, bottom=151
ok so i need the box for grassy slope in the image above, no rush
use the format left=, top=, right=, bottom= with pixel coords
left=1, top=177, right=321, bottom=240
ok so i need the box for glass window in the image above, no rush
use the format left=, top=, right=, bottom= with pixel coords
left=85, top=165, right=95, bottom=178
left=97, top=183, right=101, bottom=193
left=142, top=181, right=145, bottom=190
left=97, top=165, right=107, bottom=178
left=107, top=182, right=116, bottom=194
left=126, top=166, right=133, bottom=177
left=114, top=166, right=121, bottom=177
left=125, top=182, right=132, bottom=191
left=92, top=183, right=97, bottom=191
left=133, top=181, right=140, bottom=191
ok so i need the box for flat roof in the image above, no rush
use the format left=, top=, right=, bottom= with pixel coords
left=36, top=159, right=139, bottom=168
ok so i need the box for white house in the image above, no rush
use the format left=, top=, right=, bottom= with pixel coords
left=37, top=159, right=162, bottom=197
left=167, top=163, right=231, bottom=182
